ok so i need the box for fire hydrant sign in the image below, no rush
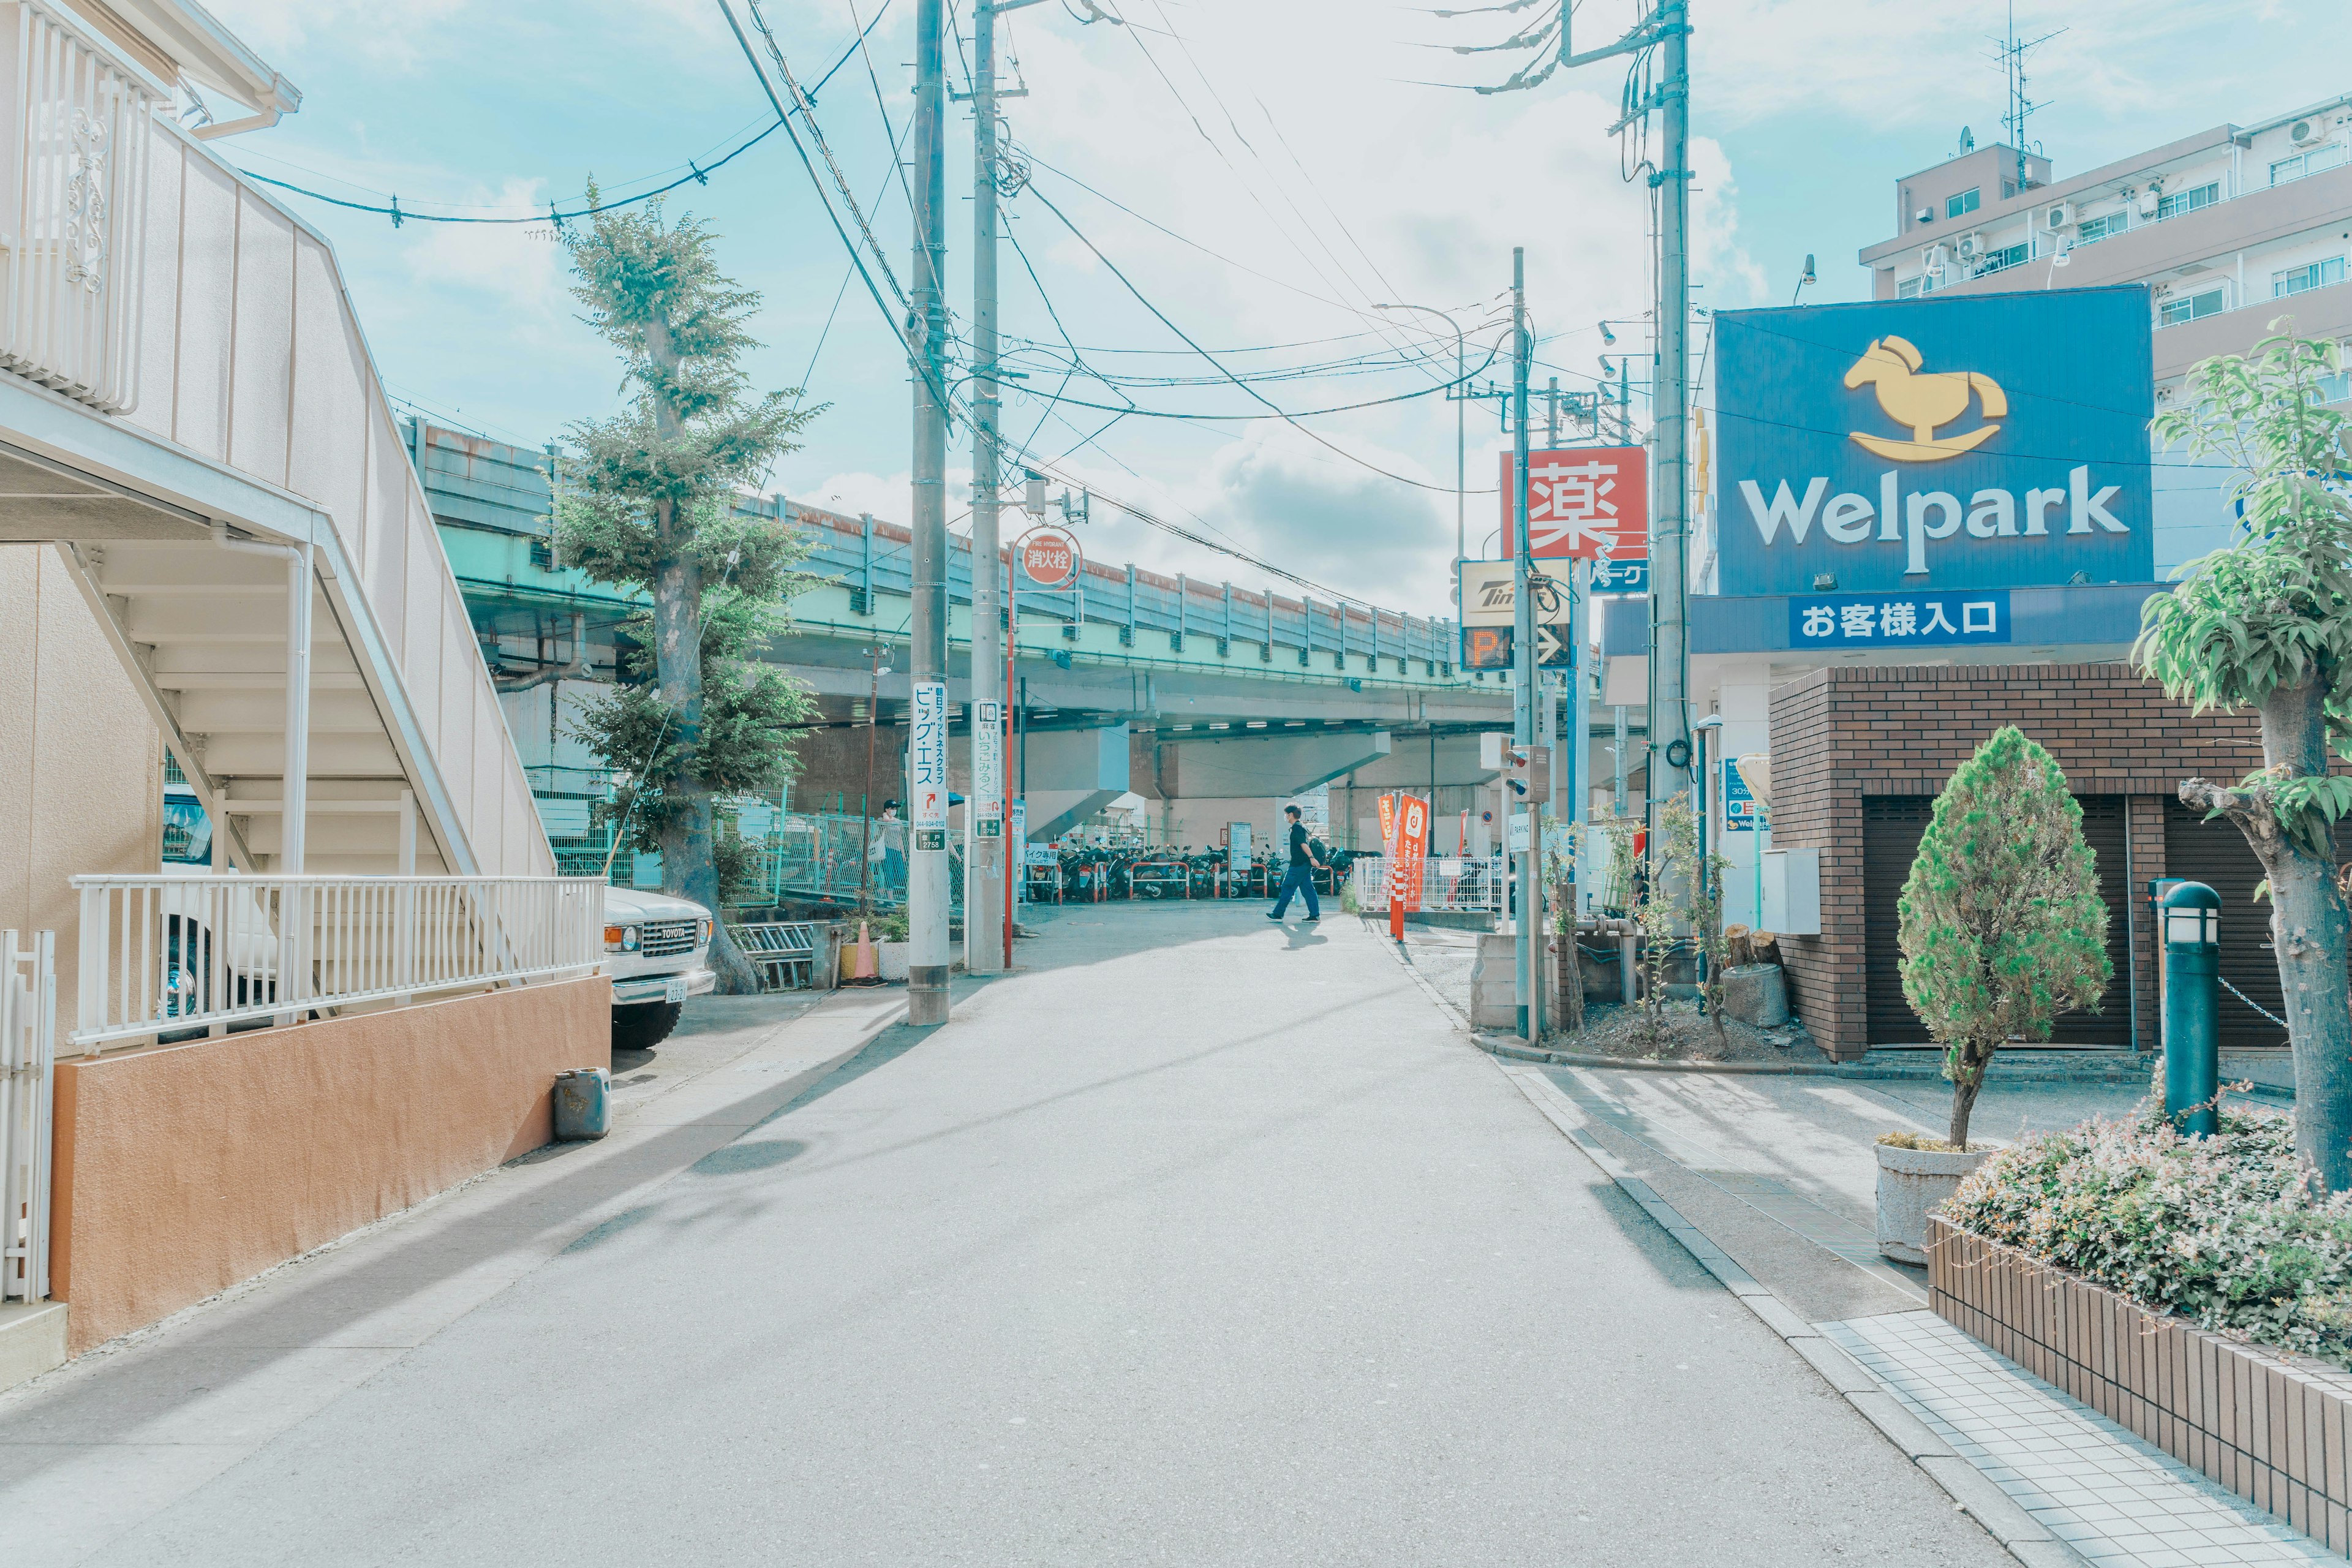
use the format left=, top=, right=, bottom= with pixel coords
left=1388, top=793, right=1430, bottom=940
left=1020, top=526, right=1081, bottom=589
left=910, top=681, right=949, bottom=852
left=973, top=699, right=1003, bottom=839
left=1499, top=445, right=1650, bottom=562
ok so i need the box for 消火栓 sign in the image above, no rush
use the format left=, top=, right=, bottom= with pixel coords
left=1714, top=290, right=2154, bottom=596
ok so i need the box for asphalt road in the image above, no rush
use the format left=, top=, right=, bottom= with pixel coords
left=15, top=903, right=2013, bottom=1566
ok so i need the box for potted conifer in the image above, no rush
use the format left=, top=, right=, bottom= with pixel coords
left=1876, top=726, right=2110, bottom=1263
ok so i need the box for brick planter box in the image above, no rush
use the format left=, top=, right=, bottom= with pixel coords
left=1929, top=1215, right=2352, bottom=1554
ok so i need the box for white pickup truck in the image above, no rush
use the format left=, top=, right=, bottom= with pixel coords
left=603, top=886, right=718, bottom=1050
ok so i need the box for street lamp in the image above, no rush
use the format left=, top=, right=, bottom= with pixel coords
left=1374, top=301, right=1466, bottom=570
left=1790, top=253, right=1817, bottom=307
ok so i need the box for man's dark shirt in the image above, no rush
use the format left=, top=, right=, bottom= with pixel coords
left=1289, top=823, right=1311, bottom=865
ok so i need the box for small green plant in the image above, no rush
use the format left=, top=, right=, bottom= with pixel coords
left=1898, top=726, right=2109, bottom=1147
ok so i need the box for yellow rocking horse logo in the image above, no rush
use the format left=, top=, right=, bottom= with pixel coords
left=1842, top=335, right=2008, bottom=462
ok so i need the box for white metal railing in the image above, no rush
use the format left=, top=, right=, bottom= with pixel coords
left=69, top=875, right=605, bottom=1051
left=0, top=0, right=156, bottom=413
left=1350, top=855, right=1507, bottom=916
left=2, top=928, right=56, bottom=1302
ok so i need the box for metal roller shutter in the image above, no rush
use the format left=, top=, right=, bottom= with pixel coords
left=2161, top=800, right=2291, bottom=1051
left=1863, top=795, right=2133, bottom=1048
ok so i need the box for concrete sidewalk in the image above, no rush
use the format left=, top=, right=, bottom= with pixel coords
left=0, top=982, right=908, bottom=1566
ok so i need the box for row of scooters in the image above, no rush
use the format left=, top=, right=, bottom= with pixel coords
left=1023, top=844, right=1368, bottom=905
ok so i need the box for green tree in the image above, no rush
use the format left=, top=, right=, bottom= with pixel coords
left=2137, top=326, right=2352, bottom=1188
left=554, top=189, right=822, bottom=992
left=1898, top=726, right=2109, bottom=1147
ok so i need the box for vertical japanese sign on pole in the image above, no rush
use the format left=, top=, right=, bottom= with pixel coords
left=1376, top=793, right=1399, bottom=858
left=910, top=684, right=950, bottom=854
left=1388, top=794, right=1430, bottom=941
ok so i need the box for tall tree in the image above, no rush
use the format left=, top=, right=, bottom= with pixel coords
left=2138, top=327, right=2352, bottom=1189
left=1898, top=726, right=2109, bottom=1147
left=554, top=189, right=821, bottom=992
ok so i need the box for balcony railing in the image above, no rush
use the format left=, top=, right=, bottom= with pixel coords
left=0, top=0, right=157, bottom=413
left=69, top=874, right=605, bottom=1051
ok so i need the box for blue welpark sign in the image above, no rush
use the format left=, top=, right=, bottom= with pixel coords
left=1714, top=288, right=2154, bottom=597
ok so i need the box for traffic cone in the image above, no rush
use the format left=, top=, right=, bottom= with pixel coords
left=851, top=921, right=878, bottom=984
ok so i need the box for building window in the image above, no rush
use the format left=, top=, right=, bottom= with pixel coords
left=2000, top=179, right=2017, bottom=198
left=1897, top=273, right=1941, bottom=300
left=2314, top=367, right=2352, bottom=405
left=2272, top=144, right=2350, bottom=186
left=2274, top=257, right=2348, bottom=298
left=2155, top=181, right=2220, bottom=220
left=1945, top=187, right=1981, bottom=219
left=2158, top=287, right=2226, bottom=326
left=2076, top=211, right=2129, bottom=244
left=1977, top=242, right=2030, bottom=275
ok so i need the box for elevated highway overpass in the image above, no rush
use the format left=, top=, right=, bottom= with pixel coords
left=414, top=423, right=1523, bottom=858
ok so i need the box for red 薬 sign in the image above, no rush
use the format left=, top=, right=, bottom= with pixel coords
left=1019, top=526, right=1081, bottom=588
left=1498, top=445, right=1649, bottom=562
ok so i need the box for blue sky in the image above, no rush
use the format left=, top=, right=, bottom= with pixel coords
left=203, top=0, right=2341, bottom=616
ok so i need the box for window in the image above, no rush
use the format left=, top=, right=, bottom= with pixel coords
left=2313, top=368, right=2352, bottom=405
left=1897, top=272, right=1940, bottom=300
left=2273, top=257, right=2348, bottom=298
left=2077, top=211, right=2129, bottom=244
left=2272, top=144, right=2350, bottom=186
left=2000, top=179, right=2017, bottom=198
left=2158, top=287, right=2226, bottom=326
left=2155, top=181, right=2219, bottom=221
left=1945, top=187, right=1981, bottom=219
left=1977, top=242, right=2030, bottom=275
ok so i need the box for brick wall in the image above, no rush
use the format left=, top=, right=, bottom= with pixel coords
left=1768, top=664, right=2264, bottom=1060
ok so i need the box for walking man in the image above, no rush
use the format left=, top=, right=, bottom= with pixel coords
left=1268, top=804, right=1325, bottom=923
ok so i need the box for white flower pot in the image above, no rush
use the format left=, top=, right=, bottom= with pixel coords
left=1874, top=1141, right=1995, bottom=1265
left=878, top=941, right=911, bottom=982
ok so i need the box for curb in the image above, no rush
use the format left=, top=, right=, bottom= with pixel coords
left=1473, top=1033, right=2166, bottom=1086
left=1494, top=1063, right=2090, bottom=1568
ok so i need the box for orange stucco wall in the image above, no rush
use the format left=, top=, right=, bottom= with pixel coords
left=48, top=976, right=609, bottom=1353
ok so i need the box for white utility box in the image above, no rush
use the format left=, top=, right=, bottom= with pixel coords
left=1759, top=846, right=1821, bottom=935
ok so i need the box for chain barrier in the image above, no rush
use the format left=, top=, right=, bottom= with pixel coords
left=2217, top=973, right=2291, bottom=1031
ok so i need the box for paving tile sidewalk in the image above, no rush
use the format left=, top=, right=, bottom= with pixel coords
left=1457, top=1012, right=2332, bottom=1567
left=1825, top=1313, right=2331, bottom=1567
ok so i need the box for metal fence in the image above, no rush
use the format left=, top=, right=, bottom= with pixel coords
left=2, top=930, right=56, bottom=1303
left=1348, top=855, right=1508, bottom=916
left=69, top=875, right=605, bottom=1052
left=741, top=812, right=963, bottom=910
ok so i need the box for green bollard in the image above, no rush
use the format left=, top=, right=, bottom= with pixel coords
left=2159, top=881, right=2222, bottom=1139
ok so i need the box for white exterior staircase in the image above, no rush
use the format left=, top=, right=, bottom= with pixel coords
left=0, top=0, right=551, bottom=883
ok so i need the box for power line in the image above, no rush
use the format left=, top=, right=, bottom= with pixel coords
left=238, top=119, right=786, bottom=227
left=1020, top=181, right=1479, bottom=495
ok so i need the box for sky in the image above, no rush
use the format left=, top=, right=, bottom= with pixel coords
left=200, top=0, right=2342, bottom=618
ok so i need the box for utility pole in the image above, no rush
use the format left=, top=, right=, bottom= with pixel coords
left=1509, top=247, right=1541, bottom=1045
left=1648, top=0, right=1693, bottom=840
left=963, top=0, right=1030, bottom=977
left=907, top=0, right=952, bottom=1025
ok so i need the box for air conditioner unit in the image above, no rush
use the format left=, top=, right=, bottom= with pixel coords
left=1956, top=232, right=1982, bottom=261
left=2136, top=190, right=2160, bottom=218
left=2043, top=203, right=2073, bottom=230
left=2291, top=118, right=2324, bottom=146
left=1920, top=244, right=1951, bottom=272
left=1914, top=207, right=1934, bottom=225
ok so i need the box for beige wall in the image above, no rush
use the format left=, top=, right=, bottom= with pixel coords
left=48, top=975, right=609, bottom=1353
left=0, top=545, right=161, bottom=1035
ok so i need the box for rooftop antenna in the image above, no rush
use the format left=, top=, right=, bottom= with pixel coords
left=1992, top=0, right=2064, bottom=193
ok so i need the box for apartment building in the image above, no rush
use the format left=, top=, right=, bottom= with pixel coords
left=1861, top=93, right=2352, bottom=399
